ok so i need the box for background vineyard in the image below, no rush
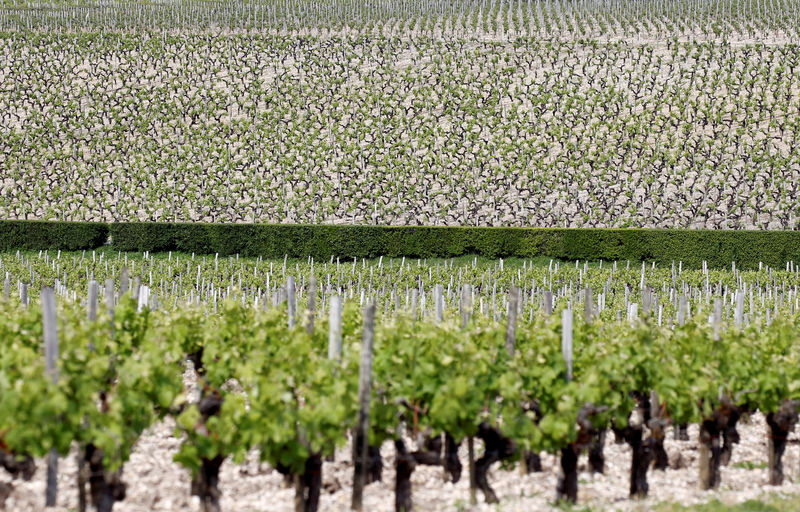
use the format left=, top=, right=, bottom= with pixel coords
left=1, top=0, right=800, bottom=227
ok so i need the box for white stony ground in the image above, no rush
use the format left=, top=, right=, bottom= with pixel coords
left=3, top=411, right=800, bottom=512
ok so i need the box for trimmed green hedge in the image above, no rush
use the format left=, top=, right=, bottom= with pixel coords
left=107, top=222, right=800, bottom=270
left=0, top=220, right=108, bottom=251
left=1, top=220, right=798, bottom=269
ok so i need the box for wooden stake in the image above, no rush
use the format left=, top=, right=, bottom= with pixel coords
left=42, top=288, right=59, bottom=508
left=288, top=276, right=296, bottom=329
left=351, top=304, right=376, bottom=511
left=328, top=296, right=342, bottom=362
left=435, top=284, right=443, bottom=323
left=562, top=308, right=573, bottom=382
left=506, top=287, right=519, bottom=356
left=119, top=268, right=129, bottom=298
left=678, top=294, right=687, bottom=326
left=584, top=287, right=593, bottom=323
left=306, top=275, right=317, bottom=335
left=20, top=282, right=28, bottom=308
left=461, top=284, right=472, bottom=329
left=87, top=280, right=98, bottom=322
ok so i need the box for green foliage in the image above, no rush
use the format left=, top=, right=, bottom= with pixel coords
left=655, top=496, right=800, bottom=511
left=3, top=219, right=800, bottom=270
left=4, top=258, right=800, bottom=499
left=0, top=220, right=108, bottom=252
left=172, top=301, right=359, bottom=477
left=730, top=460, right=767, bottom=470
left=0, top=301, right=67, bottom=456
left=110, top=222, right=800, bottom=270
left=0, top=294, right=183, bottom=471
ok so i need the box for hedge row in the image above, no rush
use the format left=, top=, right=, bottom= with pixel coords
left=107, top=223, right=800, bottom=269
left=1, top=220, right=800, bottom=269
left=0, top=220, right=108, bottom=252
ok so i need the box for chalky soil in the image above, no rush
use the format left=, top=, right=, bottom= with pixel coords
left=2, top=410, right=799, bottom=511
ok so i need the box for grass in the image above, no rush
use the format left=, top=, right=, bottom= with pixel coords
left=731, top=461, right=768, bottom=470
left=651, top=495, right=800, bottom=512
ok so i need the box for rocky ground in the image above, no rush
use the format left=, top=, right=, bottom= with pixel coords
left=3, top=410, right=800, bottom=512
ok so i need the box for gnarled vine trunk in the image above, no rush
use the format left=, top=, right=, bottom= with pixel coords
left=293, top=453, right=322, bottom=512
left=556, top=404, right=606, bottom=504
left=191, top=455, right=224, bottom=512
left=191, top=390, right=225, bottom=512
left=719, top=408, right=742, bottom=466
left=556, top=445, right=579, bottom=503
left=614, top=404, right=653, bottom=497
left=519, top=401, right=543, bottom=474
left=393, top=435, right=458, bottom=512
left=615, top=425, right=653, bottom=498
left=366, top=445, right=382, bottom=484
left=521, top=450, right=542, bottom=474
left=474, top=422, right=515, bottom=504
left=443, top=433, right=462, bottom=483
left=698, top=395, right=749, bottom=490
left=587, top=430, right=606, bottom=474
left=614, top=392, right=663, bottom=497
left=698, top=397, right=743, bottom=490
left=0, top=448, right=35, bottom=509
left=84, top=445, right=126, bottom=512
left=649, top=422, right=669, bottom=471
left=766, top=400, right=800, bottom=485
left=394, top=440, right=415, bottom=512
left=0, top=449, right=35, bottom=481
left=698, top=418, right=722, bottom=490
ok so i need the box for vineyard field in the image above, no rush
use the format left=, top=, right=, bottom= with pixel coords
left=2, top=249, right=800, bottom=510
left=1, top=0, right=800, bottom=227
left=4, top=0, right=800, bottom=510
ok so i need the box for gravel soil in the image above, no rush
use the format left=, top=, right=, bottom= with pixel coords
left=3, top=411, right=800, bottom=512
